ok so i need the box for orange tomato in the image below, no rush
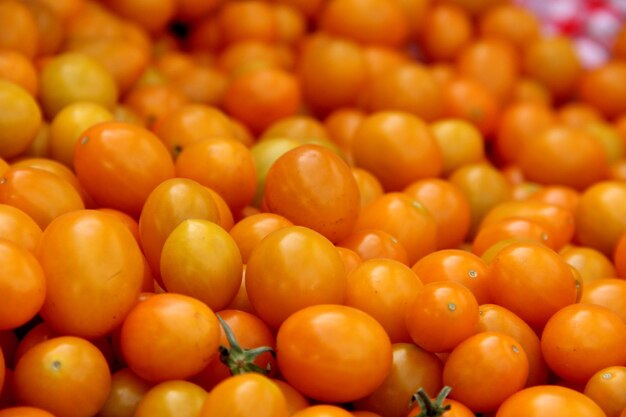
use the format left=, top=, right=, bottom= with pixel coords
left=14, top=336, right=111, bottom=417
left=245, top=226, right=346, bottom=328
left=0, top=240, right=45, bottom=331
left=37, top=210, right=144, bottom=337
left=352, top=112, right=443, bottom=191
left=74, top=122, right=175, bottom=216
left=264, top=145, right=360, bottom=243
left=120, top=293, right=221, bottom=382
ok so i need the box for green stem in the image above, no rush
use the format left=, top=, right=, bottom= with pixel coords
left=216, top=313, right=276, bottom=376
left=409, top=386, right=453, bottom=417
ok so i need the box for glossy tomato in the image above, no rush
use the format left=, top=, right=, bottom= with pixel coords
left=276, top=304, right=392, bottom=403
left=37, top=210, right=144, bottom=338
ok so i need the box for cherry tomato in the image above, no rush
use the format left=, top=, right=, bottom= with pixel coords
left=120, top=293, right=221, bottom=382
left=37, top=210, right=144, bottom=338
left=495, top=385, right=606, bottom=417
left=14, top=336, right=111, bottom=417
left=488, top=242, right=577, bottom=328
left=74, top=121, right=175, bottom=216
left=346, top=258, right=423, bottom=342
left=245, top=226, right=346, bottom=328
left=276, top=304, right=392, bottom=403
left=443, top=331, right=529, bottom=413
left=200, top=373, right=289, bottom=417
left=541, top=303, right=626, bottom=384
left=264, top=144, right=360, bottom=243
left=134, top=380, right=206, bottom=417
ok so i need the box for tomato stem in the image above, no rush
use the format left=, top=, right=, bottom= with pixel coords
left=216, top=313, right=276, bottom=376
left=409, top=386, right=452, bottom=417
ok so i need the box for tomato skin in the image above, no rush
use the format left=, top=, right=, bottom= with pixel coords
left=346, top=259, right=423, bottom=343
left=495, top=385, right=606, bottom=417
left=580, top=278, right=626, bottom=322
left=405, top=282, right=479, bottom=354
left=200, top=373, right=289, bottom=417
left=74, top=121, right=175, bottom=216
left=584, top=366, right=626, bottom=417
left=488, top=242, right=577, bottom=328
left=134, top=380, right=207, bottom=417
left=0, top=239, right=46, bottom=331
left=575, top=181, right=626, bottom=256
left=13, top=336, right=111, bottom=417
left=120, top=293, right=221, bottom=382
left=264, top=144, right=360, bottom=243
left=443, top=331, right=529, bottom=413
left=541, top=303, right=626, bottom=384
left=276, top=304, right=392, bottom=403
left=37, top=210, right=144, bottom=338
left=245, top=226, right=346, bottom=328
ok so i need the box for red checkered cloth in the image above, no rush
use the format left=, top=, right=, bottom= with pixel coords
left=517, top=0, right=626, bottom=67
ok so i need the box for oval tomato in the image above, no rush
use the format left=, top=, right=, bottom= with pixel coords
left=276, top=304, right=392, bottom=403
left=264, top=144, right=360, bottom=243
left=37, top=210, right=144, bottom=338
left=245, top=226, right=346, bottom=328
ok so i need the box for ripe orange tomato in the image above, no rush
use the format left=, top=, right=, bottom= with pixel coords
left=276, top=304, right=392, bottom=403
left=352, top=112, right=442, bottom=191
left=345, top=258, right=423, bottom=343
left=406, top=281, right=479, bottom=353
left=200, top=373, right=289, bottom=417
left=120, top=293, right=221, bottom=382
left=576, top=181, right=626, bottom=256
left=264, top=145, right=360, bottom=243
left=74, top=122, right=175, bottom=216
left=443, top=331, right=529, bottom=413
left=496, top=385, right=607, bottom=417
left=14, top=336, right=111, bottom=417
left=541, top=303, right=626, bottom=384
left=0, top=240, right=45, bottom=331
left=245, top=226, right=346, bottom=328
left=134, top=380, right=207, bottom=417
left=175, top=138, right=257, bottom=213
left=488, top=242, right=577, bottom=328
left=584, top=366, right=626, bottom=417
left=37, top=210, right=144, bottom=338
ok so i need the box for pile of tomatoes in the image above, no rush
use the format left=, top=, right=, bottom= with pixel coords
left=1, top=0, right=626, bottom=416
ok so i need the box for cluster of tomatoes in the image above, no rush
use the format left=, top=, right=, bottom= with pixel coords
left=1, top=0, right=626, bottom=416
